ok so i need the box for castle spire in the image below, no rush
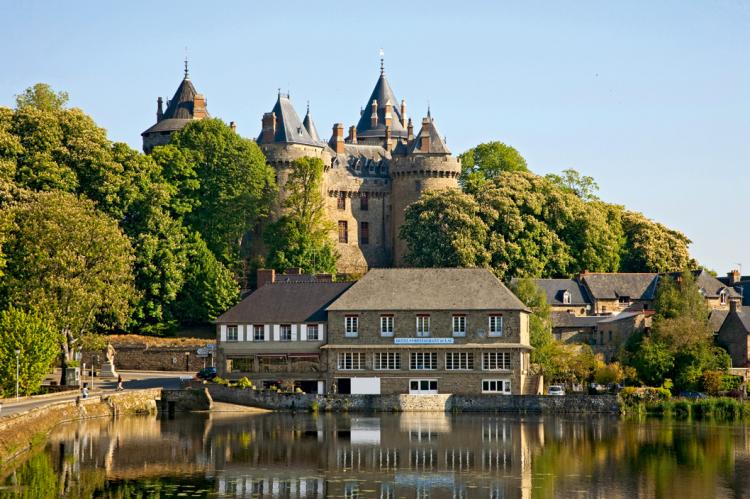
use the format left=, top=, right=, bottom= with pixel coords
left=184, top=57, right=189, bottom=79
left=379, top=48, right=385, bottom=76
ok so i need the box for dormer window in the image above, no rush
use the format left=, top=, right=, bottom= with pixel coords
left=562, top=290, right=571, bottom=305
left=720, top=290, right=727, bottom=305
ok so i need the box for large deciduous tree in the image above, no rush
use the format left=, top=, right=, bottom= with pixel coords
left=400, top=189, right=490, bottom=268
left=0, top=191, right=135, bottom=380
left=459, top=141, right=528, bottom=192
left=264, top=156, right=337, bottom=274
left=154, top=119, right=276, bottom=270
left=0, top=307, right=59, bottom=397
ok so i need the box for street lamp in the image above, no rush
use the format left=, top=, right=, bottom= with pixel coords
left=184, top=351, right=190, bottom=372
left=14, top=349, right=20, bottom=400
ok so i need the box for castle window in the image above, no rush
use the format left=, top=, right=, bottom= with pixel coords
left=360, top=222, right=369, bottom=245
left=337, top=194, right=346, bottom=210
left=338, top=221, right=348, bottom=243
left=369, top=161, right=376, bottom=175
left=360, top=194, right=369, bottom=211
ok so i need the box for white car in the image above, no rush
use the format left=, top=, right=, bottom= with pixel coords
left=547, top=385, right=566, bottom=396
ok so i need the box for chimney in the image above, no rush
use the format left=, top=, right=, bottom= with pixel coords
left=384, top=100, right=393, bottom=128
left=332, top=123, right=345, bottom=154
left=156, top=97, right=164, bottom=122
left=315, top=273, right=333, bottom=282
left=348, top=125, right=357, bottom=144
left=407, top=118, right=414, bottom=140
left=400, top=99, right=407, bottom=127
left=730, top=299, right=739, bottom=314
left=257, top=268, right=276, bottom=288
left=193, top=94, right=207, bottom=119
left=385, top=125, right=392, bottom=150
left=370, top=99, right=378, bottom=128
left=419, top=117, right=431, bottom=152
left=262, top=112, right=277, bottom=143
left=230, top=121, right=237, bottom=133
left=285, top=267, right=302, bottom=275
left=728, top=269, right=741, bottom=284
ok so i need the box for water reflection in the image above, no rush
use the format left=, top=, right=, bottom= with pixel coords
left=3, top=411, right=750, bottom=497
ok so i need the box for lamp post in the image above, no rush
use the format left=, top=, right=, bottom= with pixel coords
left=184, top=352, right=190, bottom=372
left=14, top=349, right=20, bottom=400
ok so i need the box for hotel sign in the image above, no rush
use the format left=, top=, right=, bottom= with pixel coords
left=393, top=338, right=455, bottom=345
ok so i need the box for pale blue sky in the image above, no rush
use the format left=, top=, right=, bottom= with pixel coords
left=1, top=1, right=748, bottom=274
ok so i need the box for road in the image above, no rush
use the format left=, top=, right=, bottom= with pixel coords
left=0, top=370, right=193, bottom=418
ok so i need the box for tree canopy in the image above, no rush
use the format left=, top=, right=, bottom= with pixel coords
left=459, top=141, right=528, bottom=191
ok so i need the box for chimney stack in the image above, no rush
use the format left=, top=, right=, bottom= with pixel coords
left=257, top=268, right=276, bottom=288
left=407, top=118, right=414, bottom=140
left=730, top=299, right=739, bottom=314
left=419, top=117, right=431, bottom=152
left=193, top=94, right=207, bottom=119
left=156, top=97, right=164, bottom=122
left=262, top=112, right=277, bottom=143
left=332, top=123, right=345, bottom=154
left=230, top=121, right=237, bottom=133
left=400, top=99, right=407, bottom=128
left=348, top=125, right=357, bottom=144
left=384, top=100, right=393, bottom=128
left=370, top=99, right=378, bottom=128
left=728, top=269, right=741, bottom=284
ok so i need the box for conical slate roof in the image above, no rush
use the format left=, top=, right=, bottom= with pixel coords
left=355, top=72, right=408, bottom=139
left=408, top=112, right=451, bottom=154
left=302, top=105, right=321, bottom=142
left=258, top=93, right=321, bottom=146
left=142, top=75, right=207, bottom=135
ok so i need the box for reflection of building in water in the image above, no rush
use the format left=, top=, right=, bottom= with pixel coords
left=41, top=412, right=543, bottom=498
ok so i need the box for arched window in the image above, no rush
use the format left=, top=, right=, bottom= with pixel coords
left=562, top=290, right=571, bottom=305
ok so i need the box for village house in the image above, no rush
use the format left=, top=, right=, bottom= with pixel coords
left=323, top=268, right=538, bottom=395
left=214, top=270, right=352, bottom=394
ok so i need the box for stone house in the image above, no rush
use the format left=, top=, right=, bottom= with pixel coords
left=716, top=302, right=750, bottom=367
left=214, top=274, right=352, bottom=393
left=323, top=268, right=537, bottom=396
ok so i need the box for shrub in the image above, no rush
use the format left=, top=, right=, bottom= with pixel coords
left=212, top=376, right=228, bottom=385
left=237, top=377, right=254, bottom=390
left=702, top=370, right=723, bottom=396
left=620, top=386, right=671, bottom=406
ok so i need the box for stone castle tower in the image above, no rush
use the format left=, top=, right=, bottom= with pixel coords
left=143, top=60, right=461, bottom=273
left=141, top=61, right=210, bottom=154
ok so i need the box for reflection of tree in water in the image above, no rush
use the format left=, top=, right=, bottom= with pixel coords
left=0, top=451, right=105, bottom=499
left=531, top=419, right=739, bottom=498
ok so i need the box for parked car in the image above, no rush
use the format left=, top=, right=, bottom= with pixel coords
left=547, top=385, right=566, bottom=396
left=196, top=367, right=217, bottom=381
left=678, top=391, right=707, bottom=400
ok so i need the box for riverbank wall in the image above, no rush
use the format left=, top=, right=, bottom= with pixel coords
left=206, top=385, right=620, bottom=413
left=0, top=389, right=160, bottom=470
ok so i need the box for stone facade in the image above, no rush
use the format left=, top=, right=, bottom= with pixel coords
left=717, top=302, right=750, bottom=367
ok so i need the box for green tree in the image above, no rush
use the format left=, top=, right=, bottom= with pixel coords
left=15, top=83, right=69, bottom=111
left=0, top=307, right=59, bottom=397
left=155, top=119, right=276, bottom=269
left=459, top=141, right=528, bottom=192
left=0, top=191, right=135, bottom=381
left=510, top=277, right=554, bottom=353
left=400, top=189, right=490, bottom=268
left=620, top=211, right=693, bottom=272
left=545, top=168, right=600, bottom=201
left=172, top=233, right=239, bottom=324
left=630, top=338, right=675, bottom=387
left=264, top=156, right=337, bottom=274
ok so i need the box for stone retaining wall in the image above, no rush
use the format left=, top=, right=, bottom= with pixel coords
left=160, top=388, right=213, bottom=412
left=206, top=384, right=620, bottom=413
left=82, top=345, right=211, bottom=372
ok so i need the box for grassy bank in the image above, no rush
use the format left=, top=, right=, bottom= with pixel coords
left=623, top=397, right=750, bottom=421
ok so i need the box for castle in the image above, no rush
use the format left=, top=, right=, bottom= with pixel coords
left=142, top=59, right=461, bottom=273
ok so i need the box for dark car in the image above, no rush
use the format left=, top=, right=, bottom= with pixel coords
left=678, top=391, right=707, bottom=400
left=196, top=367, right=217, bottom=380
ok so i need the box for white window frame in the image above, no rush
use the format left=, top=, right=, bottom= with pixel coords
left=409, top=379, right=438, bottom=394
left=374, top=352, right=400, bottom=370
left=482, top=379, right=511, bottom=394
left=280, top=324, right=292, bottom=341
left=306, top=324, right=319, bottom=341
left=488, top=315, right=503, bottom=337
left=345, top=315, right=359, bottom=337
left=337, top=352, right=364, bottom=370
left=416, top=315, right=430, bottom=337
left=452, top=315, right=466, bottom=337
left=482, top=351, right=511, bottom=371
left=252, top=325, right=264, bottom=341
left=380, top=315, right=394, bottom=337
left=720, top=290, right=727, bottom=305
left=410, top=352, right=438, bottom=370
left=562, top=290, right=571, bottom=305
left=445, top=352, right=473, bottom=370
left=226, top=325, right=238, bottom=342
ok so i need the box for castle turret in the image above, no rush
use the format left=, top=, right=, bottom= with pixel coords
left=390, top=110, right=460, bottom=265
left=141, top=60, right=210, bottom=154
left=354, top=61, right=408, bottom=145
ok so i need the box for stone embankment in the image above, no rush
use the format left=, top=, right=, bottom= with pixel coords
left=206, top=384, right=620, bottom=413
left=0, top=389, right=160, bottom=469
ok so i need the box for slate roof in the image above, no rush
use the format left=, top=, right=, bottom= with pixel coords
left=142, top=77, right=206, bottom=135
left=258, top=93, right=321, bottom=146
left=216, top=281, right=353, bottom=324
left=327, top=268, right=529, bottom=312
left=407, top=113, right=451, bottom=155
left=720, top=306, right=750, bottom=332
left=302, top=107, right=321, bottom=142
left=709, top=309, right=729, bottom=333
left=551, top=312, right=601, bottom=329
left=530, top=278, right=591, bottom=306
left=665, top=269, right=741, bottom=299
left=355, top=72, right=408, bottom=139
left=581, top=273, right=658, bottom=300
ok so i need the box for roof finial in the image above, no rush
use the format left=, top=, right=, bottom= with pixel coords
left=306, top=100, right=310, bottom=115
left=379, top=48, right=385, bottom=76
left=184, top=47, right=189, bottom=79
left=427, top=100, right=431, bottom=118
left=278, top=88, right=281, bottom=98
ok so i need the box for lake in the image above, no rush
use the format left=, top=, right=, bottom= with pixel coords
left=2, top=411, right=750, bottom=498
